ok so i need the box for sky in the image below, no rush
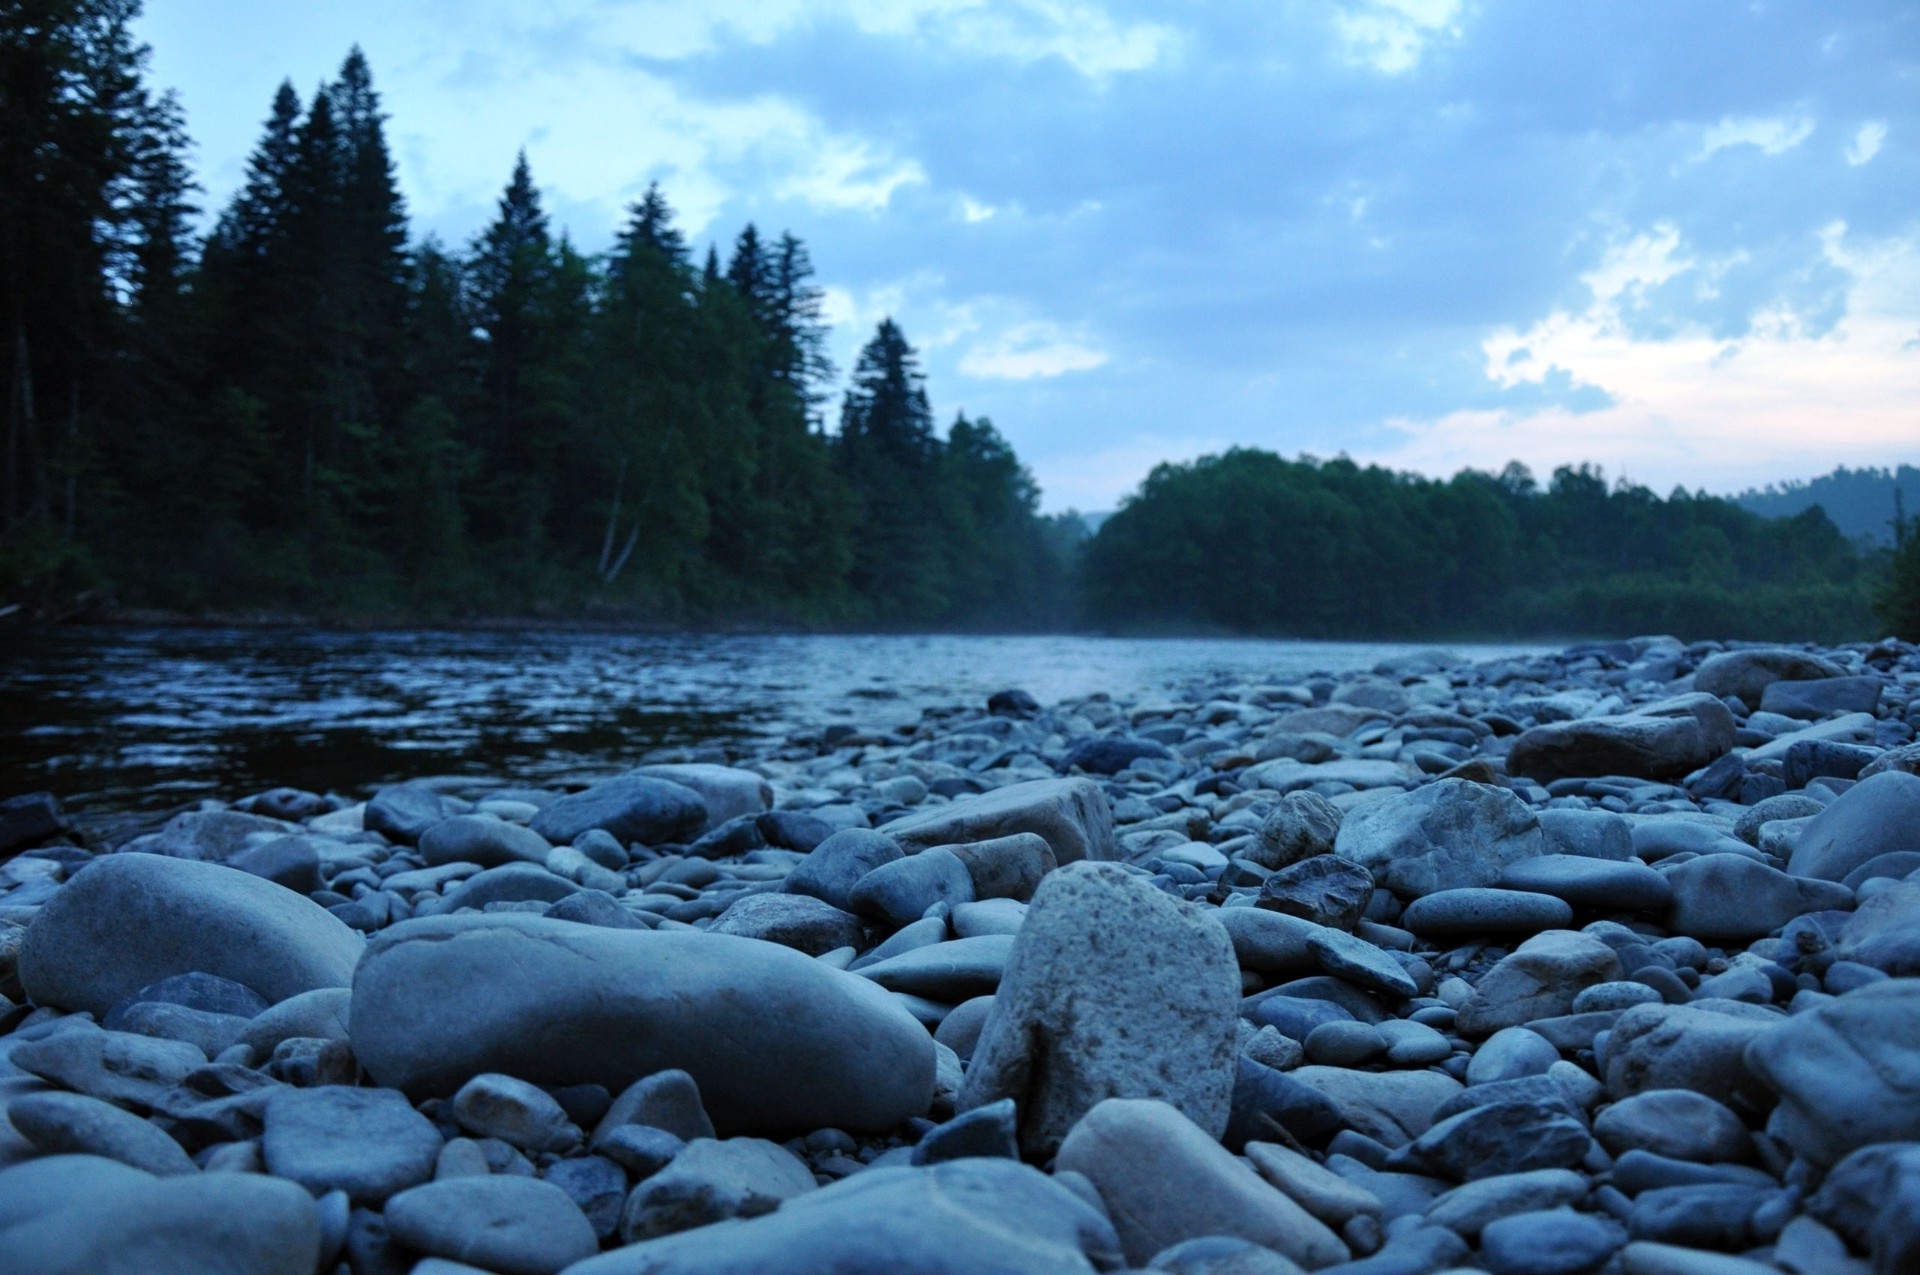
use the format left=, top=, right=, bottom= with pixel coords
left=135, top=0, right=1920, bottom=513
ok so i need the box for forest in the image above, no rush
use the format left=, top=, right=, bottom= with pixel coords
left=2, top=4, right=1910, bottom=639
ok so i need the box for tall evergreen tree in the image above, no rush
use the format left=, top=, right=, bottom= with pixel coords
left=836, top=318, right=944, bottom=619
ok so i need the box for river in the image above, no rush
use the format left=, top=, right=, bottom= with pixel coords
left=0, top=627, right=1554, bottom=818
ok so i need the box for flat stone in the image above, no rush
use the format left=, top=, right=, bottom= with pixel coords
left=1594, top=1089, right=1751, bottom=1163
left=1305, top=927, right=1418, bottom=999
left=419, top=816, right=552, bottom=868
left=708, top=893, right=867, bottom=956
left=591, top=1068, right=715, bottom=1147
left=386, top=1175, right=597, bottom=1275
left=849, top=847, right=974, bottom=927
left=1242, top=1140, right=1383, bottom=1226
left=441, top=862, right=581, bottom=911
left=1481, top=1207, right=1626, bottom=1275
left=1410, top=1099, right=1594, bottom=1182
left=1664, top=854, right=1848, bottom=943
left=1216, top=908, right=1324, bottom=977
left=950, top=897, right=1027, bottom=937
left=629, top=764, right=772, bottom=829
left=1333, top=778, right=1547, bottom=897
left=880, top=777, right=1115, bottom=866
left=5, top=1090, right=197, bottom=1175
left=1788, top=772, right=1920, bottom=883
left=451, top=1073, right=579, bottom=1154
left=1601, top=1002, right=1782, bottom=1106
left=1692, top=648, right=1846, bottom=706
left=561, top=1158, right=1121, bottom=1275
left=148, top=809, right=297, bottom=862
left=1055, top=1098, right=1348, bottom=1270
left=1466, top=1027, right=1561, bottom=1084
left=1426, top=1168, right=1589, bottom=1238
left=1497, top=855, right=1672, bottom=913
left=946, top=833, right=1057, bottom=901
left=857, top=935, right=1014, bottom=1001
left=1401, top=888, right=1572, bottom=937
left=349, top=914, right=933, bottom=1136
left=1759, top=675, right=1883, bottom=719
left=262, top=1085, right=443, bottom=1202
left=1508, top=693, right=1735, bottom=783
left=10, top=1025, right=205, bottom=1108
left=1258, top=856, right=1374, bottom=929
left=528, top=775, right=707, bottom=847
left=365, top=785, right=451, bottom=843
left=1287, top=1066, right=1462, bottom=1148
left=19, top=853, right=364, bottom=1016
left=241, top=986, right=352, bottom=1056
left=959, top=862, right=1240, bottom=1158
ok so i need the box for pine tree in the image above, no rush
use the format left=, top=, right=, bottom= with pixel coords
left=836, top=318, right=944, bottom=619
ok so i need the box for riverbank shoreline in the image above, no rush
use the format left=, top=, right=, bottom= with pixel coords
left=1, top=635, right=1917, bottom=1272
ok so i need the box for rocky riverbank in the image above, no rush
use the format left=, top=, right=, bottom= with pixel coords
left=1, top=635, right=1919, bottom=1274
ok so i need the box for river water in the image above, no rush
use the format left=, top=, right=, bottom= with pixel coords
left=0, top=627, right=1552, bottom=818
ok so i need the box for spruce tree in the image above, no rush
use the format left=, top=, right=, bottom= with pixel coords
left=836, top=318, right=944, bottom=619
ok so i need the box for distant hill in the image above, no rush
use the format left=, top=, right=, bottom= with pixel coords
left=1733, top=465, right=1919, bottom=548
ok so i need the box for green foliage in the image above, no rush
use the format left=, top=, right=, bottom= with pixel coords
left=1083, top=450, right=1877, bottom=641
left=1878, top=493, right=1920, bottom=641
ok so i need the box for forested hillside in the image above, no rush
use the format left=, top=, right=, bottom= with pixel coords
left=1735, top=465, right=1920, bottom=548
left=0, top=9, right=1074, bottom=626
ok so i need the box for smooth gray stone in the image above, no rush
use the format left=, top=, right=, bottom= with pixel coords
left=452, top=1073, right=580, bottom=1154
left=10, top=1026, right=205, bottom=1107
left=1305, top=928, right=1418, bottom=999
left=1789, top=772, right=1920, bottom=883
left=1401, top=888, right=1573, bottom=937
left=1242, top=1140, right=1383, bottom=1227
left=103, top=970, right=271, bottom=1028
left=350, top=914, right=933, bottom=1136
left=529, top=775, right=707, bottom=847
left=442, top=862, right=582, bottom=911
left=562, top=1158, right=1121, bottom=1275
left=1626, top=1183, right=1780, bottom=1249
left=1425, top=1168, right=1588, bottom=1238
left=18, top=853, right=363, bottom=1017
left=241, top=986, right=352, bottom=1056
left=1837, top=879, right=1920, bottom=974
left=366, top=784, right=452, bottom=843
left=1217, top=907, right=1325, bottom=976
left=1056, top=1098, right=1348, bottom=1269
left=1466, top=1027, right=1560, bottom=1085
left=949, top=897, right=1027, bottom=937
left=857, top=934, right=1013, bottom=1001
left=544, top=889, right=650, bottom=930
left=0, top=1168, right=320, bottom=1275
left=387, top=1175, right=598, bottom=1275
left=1431, top=1074, right=1586, bottom=1126
left=1693, top=648, right=1846, bottom=707
left=1808, top=1142, right=1920, bottom=1272
left=629, top=764, right=772, bottom=829
left=111, top=1001, right=251, bottom=1058
left=1457, top=931, right=1622, bottom=1037
left=1147, top=1235, right=1308, bottom=1274
left=262, top=1085, right=442, bottom=1202
left=1304, top=1021, right=1385, bottom=1066
left=595, top=1125, right=686, bottom=1178
left=1746, top=979, right=1920, bottom=1167
left=782, top=829, right=905, bottom=912
left=946, top=833, right=1057, bottom=901
left=420, top=816, right=553, bottom=868
left=933, top=994, right=995, bottom=1061
left=1258, top=856, right=1375, bottom=929
left=1508, top=693, right=1736, bottom=783
left=1601, top=1002, right=1782, bottom=1107
left=227, top=834, right=324, bottom=893
left=0, top=1153, right=155, bottom=1231
left=1497, top=855, right=1672, bottom=912
left=1594, top=1089, right=1751, bottom=1163
left=1536, top=808, right=1634, bottom=861
left=1759, top=675, right=1883, bottom=720
left=959, top=863, right=1240, bottom=1157
left=7, top=1089, right=197, bottom=1176
left=880, top=777, right=1116, bottom=866
left=1571, top=980, right=1661, bottom=1013
left=543, top=1154, right=627, bottom=1242
left=591, top=1068, right=715, bottom=1147
left=619, top=1136, right=816, bottom=1242
left=1288, top=1067, right=1462, bottom=1148
left=1333, top=779, right=1547, bottom=897
left=1480, top=1207, right=1626, bottom=1275
left=911, top=1096, right=1019, bottom=1165
left=849, top=847, right=974, bottom=928
left=708, top=893, right=867, bottom=956
left=1664, top=854, right=1848, bottom=943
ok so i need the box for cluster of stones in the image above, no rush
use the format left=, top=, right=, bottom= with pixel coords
left=2, top=635, right=1919, bottom=1275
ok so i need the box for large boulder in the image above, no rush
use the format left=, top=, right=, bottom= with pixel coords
left=1664, top=854, right=1849, bottom=943
left=1054, top=1098, right=1349, bottom=1270
left=1692, top=648, right=1846, bottom=706
left=18, top=853, right=364, bottom=1016
left=561, top=1158, right=1122, bottom=1275
left=529, top=775, right=708, bottom=847
left=1507, top=693, right=1735, bottom=783
left=349, top=913, right=933, bottom=1135
left=1746, top=979, right=1920, bottom=1167
left=630, top=765, right=773, bottom=829
left=880, top=778, right=1114, bottom=866
left=1758, top=675, right=1884, bottom=720
left=1332, top=778, right=1547, bottom=898
left=1788, top=772, right=1920, bottom=883
left=958, top=862, right=1240, bottom=1158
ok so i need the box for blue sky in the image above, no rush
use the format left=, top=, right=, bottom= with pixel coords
left=137, top=1, right=1919, bottom=512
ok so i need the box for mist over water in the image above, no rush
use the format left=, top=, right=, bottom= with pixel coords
left=0, top=628, right=1553, bottom=818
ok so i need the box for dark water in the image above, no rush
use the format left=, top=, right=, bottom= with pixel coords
left=0, top=627, right=1551, bottom=818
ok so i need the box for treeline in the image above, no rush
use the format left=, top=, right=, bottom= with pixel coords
left=1736, top=464, right=1920, bottom=549
left=1083, top=451, right=1886, bottom=641
left=1, top=9, right=1076, bottom=626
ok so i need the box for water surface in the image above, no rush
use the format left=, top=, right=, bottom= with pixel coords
left=0, top=627, right=1550, bottom=818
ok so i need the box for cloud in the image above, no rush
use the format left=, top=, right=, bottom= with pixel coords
left=960, top=322, right=1109, bottom=379
left=1335, top=0, right=1463, bottom=74
left=1846, top=120, right=1888, bottom=166
left=1694, top=113, right=1816, bottom=162
left=774, top=136, right=925, bottom=212
left=1370, top=221, right=1920, bottom=493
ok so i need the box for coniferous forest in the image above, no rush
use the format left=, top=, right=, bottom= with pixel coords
left=2, top=5, right=1910, bottom=639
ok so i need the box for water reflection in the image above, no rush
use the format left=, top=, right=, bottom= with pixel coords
left=0, top=627, right=1551, bottom=816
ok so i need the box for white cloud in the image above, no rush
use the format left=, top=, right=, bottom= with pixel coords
left=774, top=136, right=925, bottom=212
left=1335, top=0, right=1462, bottom=74
left=1694, top=113, right=1816, bottom=162
left=960, top=197, right=998, bottom=223
left=1369, top=222, right=1920, bottom=493
left=1846, top=120, right=1888, bottom=166
left=1576, top=224, right=1693, bottom=304
left=960, top=322, right=1109, bottom=379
